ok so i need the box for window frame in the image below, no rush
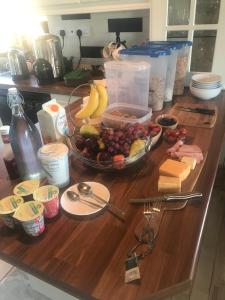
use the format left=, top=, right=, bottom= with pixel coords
left=150, top=0, right=225, bottom=83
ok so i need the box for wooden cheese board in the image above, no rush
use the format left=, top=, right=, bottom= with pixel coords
left=169, top=102, right=217, bottom=128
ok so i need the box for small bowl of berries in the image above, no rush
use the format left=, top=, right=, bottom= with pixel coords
left=163, top=127, right=188, bottom=144
left=155, top=114, right=178, bottom=130
left=67, top=123, right=152, bottom=170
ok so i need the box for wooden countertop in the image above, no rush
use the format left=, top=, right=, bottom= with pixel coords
left=0, top=92, right=225, bottom=300
left=0, top=74, right=92, bottom=97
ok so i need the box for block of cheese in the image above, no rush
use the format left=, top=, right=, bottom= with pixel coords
left=158, top=176, right=181, bottom=193
left=180, top=156, right=196, bottom=170
left=159, top=159, right=190, bottom=182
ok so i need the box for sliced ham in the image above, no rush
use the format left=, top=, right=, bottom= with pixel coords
left=166, top=140, right=184, bottom=155
left=174, top=151, right=203, bottom=163
left=167, top=142, right=203, bottom=163
left=177, top=144, right=202, bottom=154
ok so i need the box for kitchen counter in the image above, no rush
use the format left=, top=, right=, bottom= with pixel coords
left=0, top=92, right=225, bottom=300
left=0, top=74, right=93, bottom=97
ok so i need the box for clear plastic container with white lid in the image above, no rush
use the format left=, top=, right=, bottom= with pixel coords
left=120, top=48, right=169, bottom=111
left=104, top=60, right=151, bottom=107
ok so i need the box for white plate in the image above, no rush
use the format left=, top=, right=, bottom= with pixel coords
left=60, top=182, right=110, bottom=216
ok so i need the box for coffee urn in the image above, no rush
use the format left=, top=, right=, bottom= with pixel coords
left=33, top=34, right=65, bottom=79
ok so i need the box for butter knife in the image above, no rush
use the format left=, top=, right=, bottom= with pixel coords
left=175, top=106, right=215, bottom=115
left=129, top=192, right=203, bottom=204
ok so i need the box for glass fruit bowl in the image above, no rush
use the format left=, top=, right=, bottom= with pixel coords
left=67, top=135, right=152, bottom=170
left=66, top=125, right=152, bottom=171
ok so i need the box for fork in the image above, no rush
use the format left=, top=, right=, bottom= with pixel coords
left=144, top=201, right=161, bottom=221
left=143, top=201, right=162, bottom=238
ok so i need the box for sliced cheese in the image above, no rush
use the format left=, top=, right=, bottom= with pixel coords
left=181, top=156, right=196, bottom=170
left=159, top=159, right=190, bottom=182
left=158, top=176, right=181, bottom=193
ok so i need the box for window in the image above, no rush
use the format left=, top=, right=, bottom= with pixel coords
left=150, top=0, right=225, bottom=81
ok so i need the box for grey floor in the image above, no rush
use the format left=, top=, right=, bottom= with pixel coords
left=1, top=168, right=225, bottom=300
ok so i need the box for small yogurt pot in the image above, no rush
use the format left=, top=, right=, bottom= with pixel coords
left=38, top=143, right=70, bottom=188
left=13, top=179, right=40, bottom=201
left=13, top=201, right=45, bottom=237
left=0, top=195, right=24, bottom=229
left=33, top=185, right=59, bottom=219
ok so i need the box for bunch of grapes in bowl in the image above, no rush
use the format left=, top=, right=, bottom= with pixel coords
left=71, top=122, right=154, bottom=170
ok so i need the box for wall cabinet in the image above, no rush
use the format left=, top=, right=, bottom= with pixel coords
left=33, top=0, right=150, bottom=15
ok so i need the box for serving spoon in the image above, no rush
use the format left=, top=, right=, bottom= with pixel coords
left=67, top=190, right=103, bottom=209
left=77, top=182, right=126, bottom=221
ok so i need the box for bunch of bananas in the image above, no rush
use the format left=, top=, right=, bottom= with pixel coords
left=75, top=84, right=108, bottom=119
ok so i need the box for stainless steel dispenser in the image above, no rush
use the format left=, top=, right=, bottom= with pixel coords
left=33, top=34, right=64, bottom=79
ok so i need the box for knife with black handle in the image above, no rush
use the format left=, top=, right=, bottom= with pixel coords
left=175, top=106, right=215, bottom=115
left=129, top=192, right=203, bottom=204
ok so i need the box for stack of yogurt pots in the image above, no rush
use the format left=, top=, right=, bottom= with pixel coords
left=190, top=73, right=222, bottom=100
left=0, top=179, right=60, bottom=237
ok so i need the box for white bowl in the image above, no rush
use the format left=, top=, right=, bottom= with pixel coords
left=190, top=85, right=221, bottom=93
left=192, top=79, right=221, bottom=85
left=191, top=82, right=221, bottom=89
left=190, top=86, right=221, bottom=100
left=192, top=73, right=222, bottom=84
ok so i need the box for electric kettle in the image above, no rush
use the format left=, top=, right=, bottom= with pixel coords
left=8, top=49, right=29, bottom=81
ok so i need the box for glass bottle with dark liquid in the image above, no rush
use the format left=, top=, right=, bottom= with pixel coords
left=7, top=88, right=43, bottom=180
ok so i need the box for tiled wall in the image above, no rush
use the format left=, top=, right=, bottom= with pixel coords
left=47, top=9, right=150, bottom=65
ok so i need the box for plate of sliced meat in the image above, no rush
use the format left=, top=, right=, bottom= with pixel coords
left=167, top=140, right=204, bottom=164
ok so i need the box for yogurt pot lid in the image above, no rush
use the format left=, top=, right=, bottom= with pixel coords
left=13, top=201, right=44, bottom=221
left=33, top=185, right=59, bottom=202
left=38, top=143, right=68, bottom=159
left=0, top=195, right=24, bottom=214
left=13, top=179, right=40, bottom=196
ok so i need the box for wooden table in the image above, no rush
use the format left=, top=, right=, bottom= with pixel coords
left=0, top=74, right=96, bottom=96
left=0, top=92, right=225, bottom=300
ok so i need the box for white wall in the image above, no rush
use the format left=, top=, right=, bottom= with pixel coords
left=47, top=9, right=149, bottom=65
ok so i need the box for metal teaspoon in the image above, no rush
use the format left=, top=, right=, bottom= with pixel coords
left=77, top=183, right=126, bottom=221
left=67, top=190, right=103, bottom=209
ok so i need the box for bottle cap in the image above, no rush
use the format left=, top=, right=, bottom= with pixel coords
left=0, top=125, right=10, bottom=136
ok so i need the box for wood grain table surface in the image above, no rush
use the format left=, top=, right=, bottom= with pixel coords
left=0, top=91, right=225, bottom=300
left=0, top=74, right=97, bottom=96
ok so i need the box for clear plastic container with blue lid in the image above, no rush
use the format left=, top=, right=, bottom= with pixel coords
left=170, top=41, right=192, bottom=95
left=147, top=41, right=192, bottom=95
left=104, top=60, right=151, bottom=107
left=147, top=42, right=180, bottom=102
left=120, top=48, right=170, bottom=111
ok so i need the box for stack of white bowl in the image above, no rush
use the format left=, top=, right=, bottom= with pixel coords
left=190, top=73, right=222, bottom=100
